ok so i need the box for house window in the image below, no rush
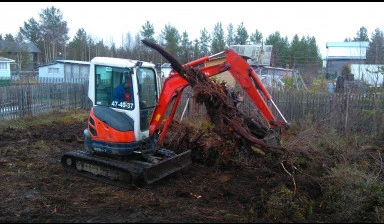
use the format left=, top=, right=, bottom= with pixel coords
left=0, top=62, right=7, bottom=70
left=48, top=68, right=59, bottom=75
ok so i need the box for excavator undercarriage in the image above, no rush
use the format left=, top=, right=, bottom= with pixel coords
left=61, top=149, right=192, bottom=187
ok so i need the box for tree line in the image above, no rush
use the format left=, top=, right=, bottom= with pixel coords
left=0, top=6, right=383, bottom=86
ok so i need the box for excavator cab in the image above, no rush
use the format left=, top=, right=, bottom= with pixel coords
left=84, top=58, right=161, bottom=155
left=62, top=57, right=192, bottom=185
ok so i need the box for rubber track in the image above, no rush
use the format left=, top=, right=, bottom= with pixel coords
left=61, top=150, right=147, bottom=189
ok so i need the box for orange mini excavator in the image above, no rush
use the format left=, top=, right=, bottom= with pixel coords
left=61, top=41, right=289, bottom=187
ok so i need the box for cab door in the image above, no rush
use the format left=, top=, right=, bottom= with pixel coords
left=136, top=67, right=159, bottom=131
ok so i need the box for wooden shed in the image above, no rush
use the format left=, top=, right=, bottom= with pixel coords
left=38, top=59, right=90, bottom=81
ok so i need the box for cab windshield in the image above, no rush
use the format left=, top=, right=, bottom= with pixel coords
left=94, top=66, right=135, bottom=110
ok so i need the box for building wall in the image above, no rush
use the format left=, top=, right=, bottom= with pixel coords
left=39, top=62, right=90, bottom=79
left=63, top=63, right=90, bottom=79
left=326, top=59, right=365, bottom=76
left=325, top=41, right=368, bottom=78
left=0, top=61, right=11, bottom=78
left=161, top=67, right=172, bottom=78
left=351, top=64, right=384, bottom=87
left=327, top=46, right=367, bottom=57
left=38, top=63, right=65, bottom=78
left=326, top=41, right=369, bottom=57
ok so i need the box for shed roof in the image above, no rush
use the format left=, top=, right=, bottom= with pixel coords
left=38, top=59, right=90, bottom=67
left=56, top=59, right=90, bottom=65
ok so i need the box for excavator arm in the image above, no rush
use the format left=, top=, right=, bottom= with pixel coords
left=149, top=49, right=289, bottom=146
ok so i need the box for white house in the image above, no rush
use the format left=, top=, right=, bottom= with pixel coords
left=0, top=56, right=15, bottom=80
left=38, top=59, right=90, bottom=80
left=351, top=64, right=384, bottom=87
left=325, top=41, right=369, bottom=77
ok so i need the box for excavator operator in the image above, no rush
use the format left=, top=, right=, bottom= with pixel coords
left=112, top=72, right=134, bottom=109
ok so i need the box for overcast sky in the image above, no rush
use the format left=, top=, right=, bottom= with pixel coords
left=1, top=2, right=384, bottom=59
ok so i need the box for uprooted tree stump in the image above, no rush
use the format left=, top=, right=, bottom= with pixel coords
left=141, top=40, right=286, bottom=162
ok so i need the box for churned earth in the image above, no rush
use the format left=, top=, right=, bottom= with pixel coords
left=0, top=109, right=327, bottom=223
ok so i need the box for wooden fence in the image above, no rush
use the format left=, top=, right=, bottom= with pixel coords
left=0, top=80, right=89, bottom=120
left=0, top=82, right=383, bottom=137
left=177, top=86, right=384, bottom=137
left=266, top=88, right=384, bottom=136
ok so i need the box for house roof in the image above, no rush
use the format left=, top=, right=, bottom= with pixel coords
left=0, top=56, right=15, bottom=63
left=0, top=40, right=40, bottom=53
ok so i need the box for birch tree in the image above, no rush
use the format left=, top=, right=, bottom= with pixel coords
left=38, top=6, right=69, bottom=62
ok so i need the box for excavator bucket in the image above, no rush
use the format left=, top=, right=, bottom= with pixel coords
left=143, top=150, right=192, bottom=184
left=262, top=128, right=282, bottom=148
